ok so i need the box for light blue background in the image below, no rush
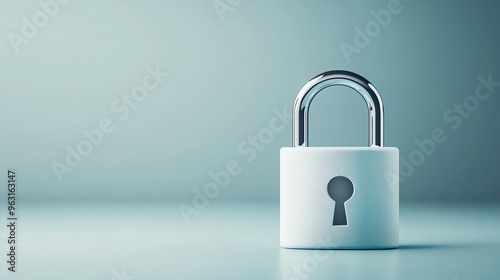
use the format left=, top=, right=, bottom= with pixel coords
left=1, top=1, right=500, bottom=280
left=1, top=0, right=499, bottom=204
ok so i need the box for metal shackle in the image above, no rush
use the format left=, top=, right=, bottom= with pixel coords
left=292, top=70, right=384, bottom=147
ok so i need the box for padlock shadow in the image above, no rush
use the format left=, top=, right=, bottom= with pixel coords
left=398, top=242, right=497, bottom=250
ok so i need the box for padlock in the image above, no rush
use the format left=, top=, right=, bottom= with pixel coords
left=280, top=70, right=399, bottom=249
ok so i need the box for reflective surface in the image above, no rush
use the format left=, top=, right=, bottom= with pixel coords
left=293, top=71, right=384, bottom=147
left=1, top=202, right=499, bottom=279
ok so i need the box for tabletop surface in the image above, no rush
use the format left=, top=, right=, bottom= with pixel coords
left=1, top=202, right=499, bottom=280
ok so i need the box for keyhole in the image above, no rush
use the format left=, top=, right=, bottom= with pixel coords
left=327, top=176, right=354, bottom=226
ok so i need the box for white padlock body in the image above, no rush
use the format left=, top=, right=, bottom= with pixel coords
left=280, top=147, right=399, bottom=249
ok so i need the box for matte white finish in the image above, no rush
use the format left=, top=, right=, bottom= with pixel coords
left=280, top=147, right=399, bottom=249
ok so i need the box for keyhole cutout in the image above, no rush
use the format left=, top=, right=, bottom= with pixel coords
left=327, top=176, right=354, bottom=226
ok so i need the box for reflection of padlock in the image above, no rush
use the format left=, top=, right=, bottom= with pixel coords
left=280, top=70, right=399, bottom=249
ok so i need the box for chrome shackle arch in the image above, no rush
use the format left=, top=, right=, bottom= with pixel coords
left=292, top=70, right=384, bottom=147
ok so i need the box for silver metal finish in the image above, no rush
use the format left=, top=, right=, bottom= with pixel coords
left=292, top=70, right=384, bottom=147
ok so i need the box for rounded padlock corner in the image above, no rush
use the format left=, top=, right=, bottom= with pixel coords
left=280, top=147, right=292, bottom=153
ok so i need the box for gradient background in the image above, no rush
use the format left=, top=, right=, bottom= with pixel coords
left=0, top=0, right=499, bottom=279
left=1, top=0, right=499, bottom=203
